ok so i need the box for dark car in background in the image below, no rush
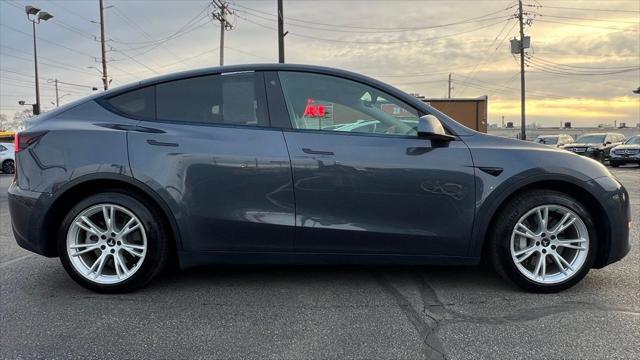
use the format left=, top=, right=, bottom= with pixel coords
left=562, top=133, right=626, bottom=162
left=609, top=135, right=640, bottom=167
left=8, top=64, right=630, bottom=294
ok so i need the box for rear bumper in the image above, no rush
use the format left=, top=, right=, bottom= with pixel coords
left=8, top=182, right=54, bottom=257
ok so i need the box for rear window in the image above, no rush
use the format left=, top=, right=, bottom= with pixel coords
left=155, top=73, right=267, bottom=126
left=107, top=86, right=155, bottom=120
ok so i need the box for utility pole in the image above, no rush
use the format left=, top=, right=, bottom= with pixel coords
left=212, top=0, right=234, bottom=66
left=517, top=0, right=526, bottom=140
left=99, top=0, right=109, bottom=90
left=278, top=0, right=285, bottom=63
left=448, top=73, right=452, bottom=98
left=54, top=79, right=59, bottom=107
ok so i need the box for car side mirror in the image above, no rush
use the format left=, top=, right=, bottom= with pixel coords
left=417, top=115, right=455, bottom=141
left=605, top=141, right=611, bottom=145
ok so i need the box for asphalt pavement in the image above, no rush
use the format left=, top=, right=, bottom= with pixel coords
left=1, top=168, right=638, bottom=359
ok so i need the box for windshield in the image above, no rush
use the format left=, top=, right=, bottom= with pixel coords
left=626, top=136, right=640, bottom=145
left=575, top=134, right=605, bottom=144
left=536, top=136, right=558, bottom=145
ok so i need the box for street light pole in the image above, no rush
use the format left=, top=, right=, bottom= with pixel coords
left=25, top=5, right=53, bottom=116
left=31, top=18, right=40, bottom=115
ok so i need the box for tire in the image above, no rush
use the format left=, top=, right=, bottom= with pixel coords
left=2, top=159, right=14, bottom=174
left=58, top=191, right=170, bottom=293
left=596, top=151, right=605, bottom=163
left=488, top=189, right=596, bottom=293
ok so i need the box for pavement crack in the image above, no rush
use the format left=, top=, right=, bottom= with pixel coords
left=373, top=272, right=446, bottom=360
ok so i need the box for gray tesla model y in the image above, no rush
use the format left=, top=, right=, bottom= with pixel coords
left=9, top=64, right=630, bottom=293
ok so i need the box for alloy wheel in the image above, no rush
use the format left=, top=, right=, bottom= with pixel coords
left=510, top=204, right=589, bottom=285
left=66, top=203, right=147, bottom=284
left=2, top=160, right=14, bottom=174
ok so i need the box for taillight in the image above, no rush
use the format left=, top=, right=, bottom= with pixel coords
left=14, top=132, right=19, bottom=152
left=14, top=131, right=47, bottom=153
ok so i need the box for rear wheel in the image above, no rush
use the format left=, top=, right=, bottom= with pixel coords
left=2, top=159, right=14, bottom=174
left=58, top=192, right=170, bottom=293
left=489, top=190, right=596, bottom=293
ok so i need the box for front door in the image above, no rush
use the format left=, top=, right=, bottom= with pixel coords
left=275, top=71, right=475, bottom=256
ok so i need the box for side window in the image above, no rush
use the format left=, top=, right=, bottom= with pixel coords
left=278, top=72, right=420, bottom=136
left=156, top=72, right=268, bottom=126
left=0, top=145, right=6, bottom=152
left=107, top=86, right=155, bottom=119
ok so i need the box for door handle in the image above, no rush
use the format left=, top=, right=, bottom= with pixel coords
left=147, top=139, right=179, bottom=147
left=302, top=148, right=334, bottom=156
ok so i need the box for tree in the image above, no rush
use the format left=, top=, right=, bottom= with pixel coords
left=7, top=109, right=34, bottom=131
left=0, top=114, right=7, bottom=131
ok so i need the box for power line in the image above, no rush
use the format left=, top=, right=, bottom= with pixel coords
left=531, top=4, right=640, bottom=14
left=0, top=24, right=96, bottom=59
left=111, top=3, right=211, bottom=47
left=0, top=52, right=96, bottom=76
left=236, top=14, right=512, bottom=45
left=525, top=58, right=640, bottom=76
left=232, top=4, right=515, bottom=33
left=535, top=14, right=640, bottom=25
left=534, top=19, right=638, bottom=32
left=110, top=46, right=161, bottom=75
left=232, top=2, right=517, bottom=32
left=1, top=45, right=96, bottom=75
left=453, top=18, right=518, bottom=97
left=530, top=56, right=640, bottom=71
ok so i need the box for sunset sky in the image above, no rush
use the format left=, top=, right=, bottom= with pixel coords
left=1, top=0, right=639, bottom=128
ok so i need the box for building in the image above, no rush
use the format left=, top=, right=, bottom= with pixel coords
left=419, top=96, right=488, bottom=133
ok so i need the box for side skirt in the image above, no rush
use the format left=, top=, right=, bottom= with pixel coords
left=177, top=251, right=479, bottom=269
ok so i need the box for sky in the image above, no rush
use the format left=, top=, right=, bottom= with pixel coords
left=1, top=0, right=639, bottom=128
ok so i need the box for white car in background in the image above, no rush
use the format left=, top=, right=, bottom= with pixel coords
left=534, top=134, right=574, bottom=147
left=0, top=142, right=15, bottom=174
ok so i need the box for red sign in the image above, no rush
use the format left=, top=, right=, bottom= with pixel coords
left=303, top=98, right=326, bottom=118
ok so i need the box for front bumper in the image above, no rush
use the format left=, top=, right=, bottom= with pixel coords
left=564, top=148, right=602, bottom=160
left=589, top=176, right=631, bottom=268
left=609, top=153, right=640, bottom=164
left=8, top=182, right=54, bottom=257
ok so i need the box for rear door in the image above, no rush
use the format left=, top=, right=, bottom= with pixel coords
left=112, top=71, right=295, bottom=253
left=270, top=71, right=476, bottom=256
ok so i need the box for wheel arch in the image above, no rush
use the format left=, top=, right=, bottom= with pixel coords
left=476, top=178, right=610, bottom=268
left=40, top=173, right=181, bottom=258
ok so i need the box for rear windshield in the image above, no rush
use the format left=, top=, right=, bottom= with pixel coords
left=575, top=134, right=605, bottom=144
left=536, top=137, right=558, bottom=145
left=626, top=136, right=640, bottom=145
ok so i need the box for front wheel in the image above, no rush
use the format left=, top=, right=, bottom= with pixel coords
left=489, top=190, right=596, bottom=293
left=58, top=192, right=170, bottom=293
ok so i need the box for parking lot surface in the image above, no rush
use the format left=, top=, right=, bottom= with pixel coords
left=1, top=168, right=638, bottom=359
